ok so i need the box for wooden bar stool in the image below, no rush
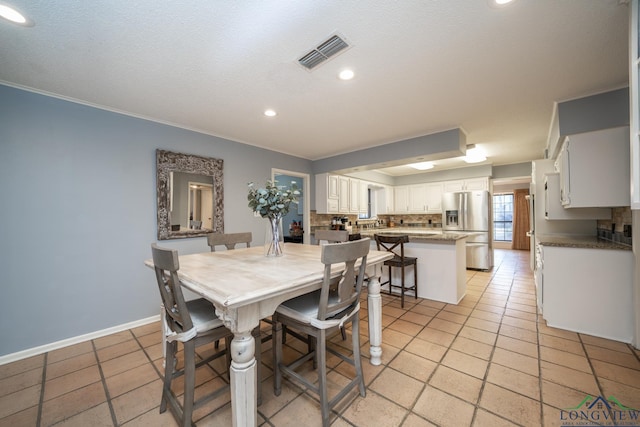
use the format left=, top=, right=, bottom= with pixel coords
left=374, top=234, right=417, bottom=308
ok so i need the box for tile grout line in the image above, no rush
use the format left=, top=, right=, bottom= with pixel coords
left=576, top=333, right=615, bottom=421
left=91, top=336, right=123, bottom=426
left=35, top=352, right=47, bottom=427
left=468, top=262, right=521, bottom=426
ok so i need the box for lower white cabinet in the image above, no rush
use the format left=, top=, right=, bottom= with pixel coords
left=540, top=244, right=634, bottom=343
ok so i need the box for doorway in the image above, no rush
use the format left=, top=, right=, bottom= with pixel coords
left=272, top=169, right=310, bottom=245
left=187, top=182, right=213, bottom=229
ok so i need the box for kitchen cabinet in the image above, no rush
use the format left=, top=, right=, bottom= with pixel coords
left=425, top=182, right=443, bottom=213
left=442, top=177, right=489, bottom=192
left=338, top=176, right=350, bottom=213
left=360, top=181, right=369, bottom=215
left=349, top=178, right=360, bottom=213
left=540, top=243, right=633, bottom=342
left=406, top=183, right=443, bottom=213
left=315, top=173, right=340, bottom=214
left=557, top=126, right=630, bottom=208
left=409, top=184, right=428, bottom=212
left=327, top=175, right=339, bottom=199
left=544, top=173, right=611, bottom=220
left=375, top=185, right=394, bottom=215
left=394, top=186, right=410, bottom=213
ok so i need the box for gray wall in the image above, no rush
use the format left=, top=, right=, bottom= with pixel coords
left=0, top=84, right=312, bottom=357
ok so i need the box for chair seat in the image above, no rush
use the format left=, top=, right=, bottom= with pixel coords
left=384, top=255, right=417, bottom=267
left=276, top=290, right=358, bottom=330
left=185, top=298, right=226, bottom=334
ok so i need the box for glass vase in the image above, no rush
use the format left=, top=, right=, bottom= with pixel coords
left=265, top=216, right=284, bottom=256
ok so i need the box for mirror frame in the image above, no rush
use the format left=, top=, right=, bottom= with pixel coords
left=156, top=149, right=224, bottom=240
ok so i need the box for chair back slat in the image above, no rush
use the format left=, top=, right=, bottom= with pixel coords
left=207, top=232, right=252, bottom=252
left=314, top=229, right=349, bottom=245
left=317, top=238, right=370, bottom=320
left=151, top=244, right=194, bottom=333
left=374, top=234, right=409, bottom=258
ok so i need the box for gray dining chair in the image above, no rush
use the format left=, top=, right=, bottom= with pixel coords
left=207, top=231, right=252, bottom=251
left=272, top=238, right=370, bottom=427
left=151, top=243, right=232, bottom=427
left=314, top=229, right=349, bottom=245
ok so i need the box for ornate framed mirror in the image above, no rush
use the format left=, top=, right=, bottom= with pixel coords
left=156, top=149, right=224, bottom=239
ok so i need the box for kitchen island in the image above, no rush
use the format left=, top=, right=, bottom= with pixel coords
left=359, top=228, right=468, bottom=304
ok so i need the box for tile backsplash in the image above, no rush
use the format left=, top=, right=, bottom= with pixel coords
left=597, top=207, right=632, bottom=245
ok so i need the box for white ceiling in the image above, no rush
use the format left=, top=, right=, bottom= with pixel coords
left=0, top=0, right=630, bottom=176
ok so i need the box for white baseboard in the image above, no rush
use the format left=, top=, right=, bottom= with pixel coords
left=0, top=314, right=161, bottom=366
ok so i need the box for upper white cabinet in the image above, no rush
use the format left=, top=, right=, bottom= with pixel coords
left=409, top=184, right=428, bottom=212
left=327, top=174, right=339, bottom=199
left=318, top=173, right=487, bottom=215
left=394, top=186, right=410, bottom=213
left=359, top=181, right=369, bottom=214
left=425, top=182, right=443, bottom=213
left=442, top=177, right=488, bottom=192
left=375, top=185, right=394, bottom=215
left=544, top=173, right=611, bottom=220
left=315, top=173, right=339, bottom=214
left=556, top=126, right=630, bottom=208
left=338, top=176, right=350, bottom=213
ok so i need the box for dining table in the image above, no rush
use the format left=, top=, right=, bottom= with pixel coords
left=145, top=241, right=393, bottom=427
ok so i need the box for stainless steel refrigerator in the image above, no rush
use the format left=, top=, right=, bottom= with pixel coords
left=442, top=190, right=493, bottom=270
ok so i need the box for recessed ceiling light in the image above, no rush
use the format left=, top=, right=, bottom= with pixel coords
left=463, top=145, right=487, bottom=163
left=264, top=109, right=277, bottom=117
left=338, top=69, right=355, bottom=80
left=0, top=4, right=33, bottom=26
left=408, top=161, right=434, bottom=171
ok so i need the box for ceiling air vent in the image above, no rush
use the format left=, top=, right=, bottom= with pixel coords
left=298, top=34, right=350, bottom=70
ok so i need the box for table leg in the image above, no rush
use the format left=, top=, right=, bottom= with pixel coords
left=229, top=330, right=257, bottom=427
left=367, top=269, right=383, bottom=365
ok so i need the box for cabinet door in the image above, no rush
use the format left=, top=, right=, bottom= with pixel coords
left=425, top=182, right=443, bottom=213
left=328, top=175, right=339, bottom=199
left=409, top=184, right=427, bottom=212
left=443, top=180, right=464, bottom=192
left=544, top=173, right=611, bottom=220
left=360, top=181, right=369, bottom=214
left=376, top=185, right=394, bottom=214
left=464, top=177, right=488, bottom=191
left=559, top=127, right=630, bottom=208
left=349, top=178, right=360, bottom=213
left=394, top=186, right=409, bottom=212
left=338, top=176, right=350, bottom=213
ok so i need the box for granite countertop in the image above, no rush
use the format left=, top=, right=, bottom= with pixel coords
left=537, top=234, right=632, bottom=251
left=358, top=228, right=467, bottom=243
left=310, top=226, right=467, bottom=242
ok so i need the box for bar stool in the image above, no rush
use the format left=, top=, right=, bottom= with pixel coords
left=374, top=234, right=417, bottom=308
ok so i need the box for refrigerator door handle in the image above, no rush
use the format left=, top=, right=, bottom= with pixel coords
left=459, top=192, right=465, bottom=230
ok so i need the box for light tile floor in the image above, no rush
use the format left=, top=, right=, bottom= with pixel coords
left=1, top=249, right=639, bottom=426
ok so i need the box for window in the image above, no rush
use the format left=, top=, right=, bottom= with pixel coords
left=493, top=193, right=513, bottom=241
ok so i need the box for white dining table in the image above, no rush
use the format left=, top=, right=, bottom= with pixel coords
left=145, top=241, right=392, bottom=427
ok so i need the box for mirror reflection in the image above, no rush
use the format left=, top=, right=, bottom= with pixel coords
left=156, top=149, right=224, bottom=240
left=170, top=172, right=214, bottom=230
